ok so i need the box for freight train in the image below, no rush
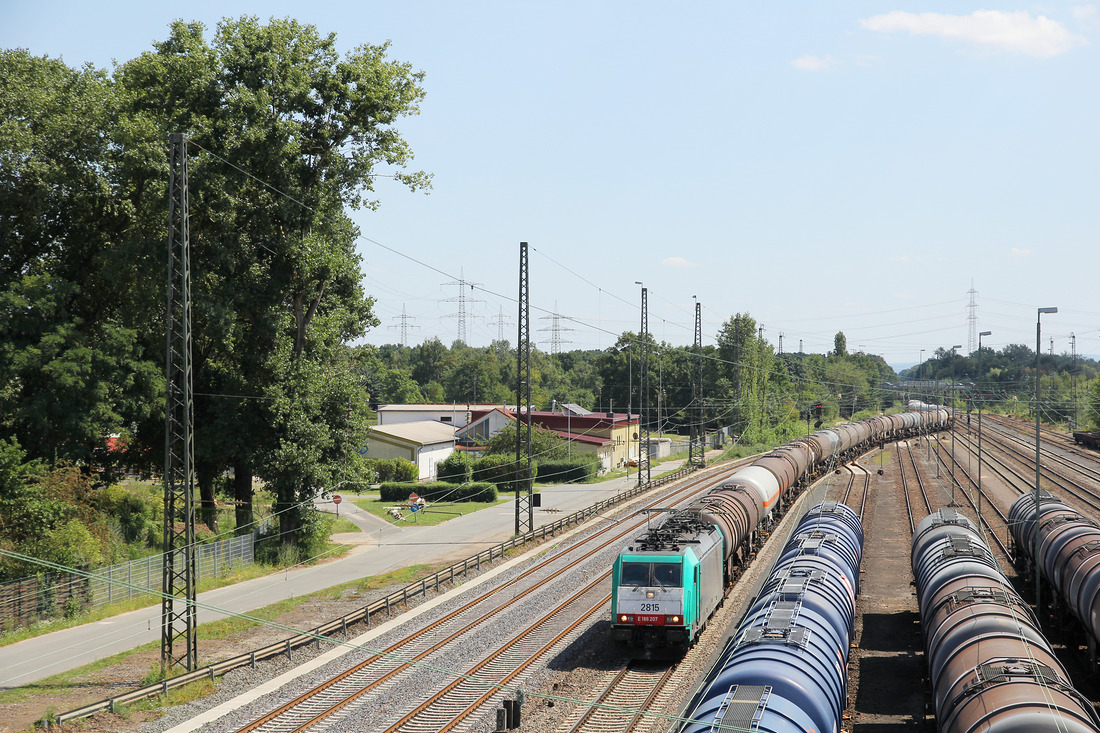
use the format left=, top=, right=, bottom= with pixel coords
left=1010, top=490, right=1100, bottom=665
left=676, top=502, right=864, bottom=733
left=914, top=509, right=1100, bottom=733
left=610, top=407, right=949, bottom=656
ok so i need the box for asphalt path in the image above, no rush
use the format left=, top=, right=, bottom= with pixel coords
left=0, top=461, right=695, bottom=689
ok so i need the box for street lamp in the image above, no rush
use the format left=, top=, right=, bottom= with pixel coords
left=949, top=345, right=962, bottom=504
left=1034, top=307, right=1057, bottom=613
left=977, top=330, right=991, bottom=539
left=635, top=281, right=648, bottom=487
left=918, top=349, right=926, bottom=446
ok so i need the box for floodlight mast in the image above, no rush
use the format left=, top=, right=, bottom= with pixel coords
left=1034, top=307, right=1057, bottom=612
left=977, top=330, right=991, bottom=538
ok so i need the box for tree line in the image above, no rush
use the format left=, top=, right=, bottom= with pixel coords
left=362, top=320, right=901, bottom=447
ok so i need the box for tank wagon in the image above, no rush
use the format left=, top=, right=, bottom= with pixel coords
left=611, top=408, right=948, bottom=656
left=908, top=399, right=948, bottom=411
left=676, top=502, right=863, bottom=733
left=1010, top=491, right=1100, bottom=663
left=1073, top=431, right=1100, bottom=451
left=913, top=509, right=1100, bottom=733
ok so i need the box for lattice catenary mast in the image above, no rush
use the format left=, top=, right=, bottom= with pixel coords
left=638, top=286, right=651, bottom=486
left=689, top=298, right=706, bottom=468
left=162, top=133, right=197, bottom=672
left=515, top=243, right=533, bottom=534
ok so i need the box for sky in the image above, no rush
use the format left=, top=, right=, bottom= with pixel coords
left=3, top=1, right=1099, bottom=370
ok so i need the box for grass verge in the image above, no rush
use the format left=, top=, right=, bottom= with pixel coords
left=0, top=562, right=280, bottom=649
left=2, top=523, right=358, bottom=649
left=352, top=497, right=510, bottom=527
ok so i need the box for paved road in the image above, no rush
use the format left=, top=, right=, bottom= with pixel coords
left=0, top=460, right=702, bottom=689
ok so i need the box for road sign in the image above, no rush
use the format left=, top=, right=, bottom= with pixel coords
left=333, top=495, right=342, bottom=505
left=409, top=493, right=419, bottom=503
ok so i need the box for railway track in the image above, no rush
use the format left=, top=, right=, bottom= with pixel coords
left=983, top=416, right=1100, bottom=488
left=233, top=464, right=747, bottom=733
left=988, top=414, right=1100, bottom=463
left=902, top=441, right=933, bottom=526
left=383, top=576, right=612, bottom=733
left=950, top=420, right=1100, bottom=517
left=840, top=463, right=871, bottom=521
left=559, top=662, right=675, bottom=733
left=925, top=433, right=1011, bottom=557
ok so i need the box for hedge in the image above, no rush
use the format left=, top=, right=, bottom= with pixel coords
left=378, top=481, right=498, bottom=503
left=473, top=454, right=537, bottom=493
left=535, top=458, right=599, bottom=484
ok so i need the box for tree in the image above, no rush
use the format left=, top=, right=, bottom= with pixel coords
left=1088, top=377, right=1100, bottom=430
left=0, top=51, right=164, bottom=470
left=717, top=314, right=774, bottom=441
left=412, top=337, right=450, bottom=387
left=0, top=17, right=430, bottom=548
left=486, top=423, right=570, bottom=462
left=833, top=332, right=848, bottom=358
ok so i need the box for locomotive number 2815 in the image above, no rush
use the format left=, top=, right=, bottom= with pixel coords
left=639, top=603, right=661, bottom=612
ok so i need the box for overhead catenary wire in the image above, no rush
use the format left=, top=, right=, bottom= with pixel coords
left=182, top=139, right=1098, bottom=420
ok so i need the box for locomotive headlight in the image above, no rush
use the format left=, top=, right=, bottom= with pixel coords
left=619, top=615, right=628, bottom=622
left=646, top=590, right=656, bottom=599
left=672, top=615, right=680, bottom=623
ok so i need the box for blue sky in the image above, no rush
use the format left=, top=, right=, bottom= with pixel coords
left=4, top=1, right=1098, bottom=368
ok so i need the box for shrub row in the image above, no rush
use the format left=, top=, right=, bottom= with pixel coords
left=471, top=454, right=536, bottom=492
left=379, top=481, right=498, bottom=503
left=535, top=458, right=599, bottom=484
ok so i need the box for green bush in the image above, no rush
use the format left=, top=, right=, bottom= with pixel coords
left=437, top=452, right=474, bottom=483
left=536, top=458, right=599, bottom=484
left=473, top=455, right=536, bottom=493
left=379, top=481, right=497, bottom=503
left=361, top=458, right=419, bottom=483
left=253, top=507, right=332, bottom=566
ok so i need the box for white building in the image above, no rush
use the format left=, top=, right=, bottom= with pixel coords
left=375, top=403, right=516, bottom=430
left=366, top=421, right=457, bottom=481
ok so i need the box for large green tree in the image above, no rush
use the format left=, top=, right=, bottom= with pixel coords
left=2, top=17, right=429, bottom=551
left=116, top=17, right=427, bottom=544
left=0, top=51, right=164, bottom=470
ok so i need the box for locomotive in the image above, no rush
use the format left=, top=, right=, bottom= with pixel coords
left=611, top=407, right=949, bottom=656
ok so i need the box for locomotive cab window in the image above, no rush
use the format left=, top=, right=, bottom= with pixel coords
left=654, top=563, right=682, bottom=587
left=621, top=562, right=650, bottom=587
left=621, top=562, right=681, bottom=587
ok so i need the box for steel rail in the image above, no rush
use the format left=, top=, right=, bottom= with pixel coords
left=382, top=579, right=613, bottom=732
left=563, top=662, right=675, bottom=733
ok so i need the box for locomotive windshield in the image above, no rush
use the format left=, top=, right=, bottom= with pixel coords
left=620, top=561, right=682, bottom=587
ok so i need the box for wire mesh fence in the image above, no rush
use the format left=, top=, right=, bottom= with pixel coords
left=0, top=533, right=254, bottom=629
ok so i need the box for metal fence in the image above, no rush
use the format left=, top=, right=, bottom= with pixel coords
left=0, top=533, right=254, bottom=629
left=87, top=534, right=254, bottom=607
